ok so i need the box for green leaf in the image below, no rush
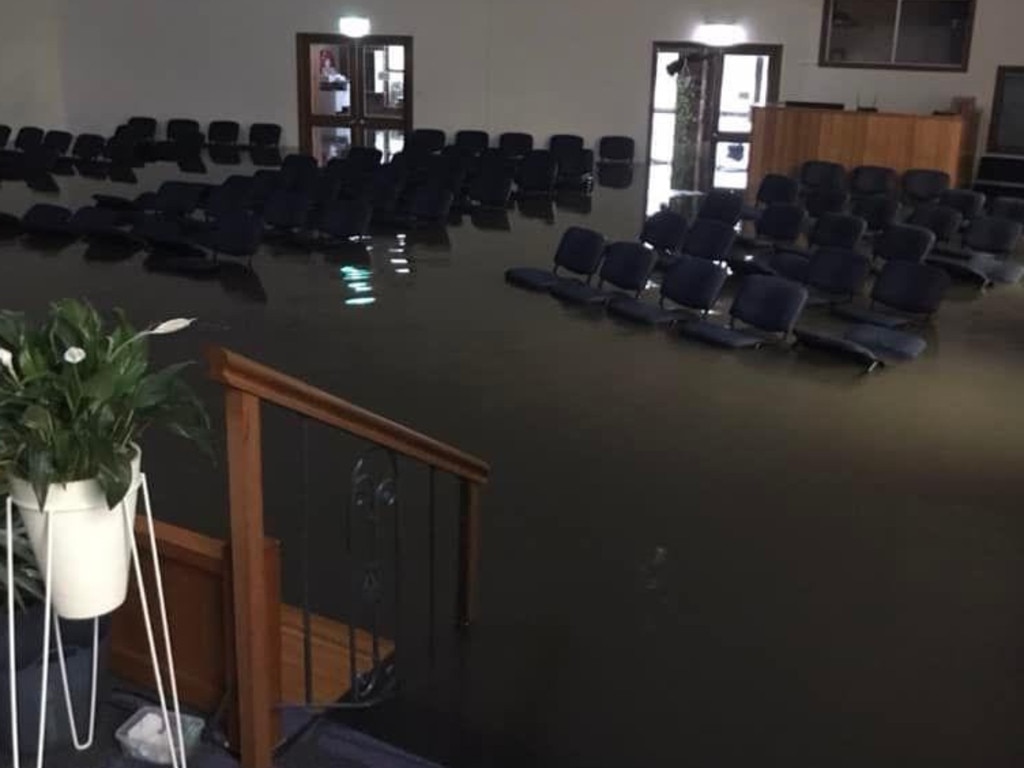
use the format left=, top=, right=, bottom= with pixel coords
left=133, top=362, right=193, bottom=411
left=96, top=449, right=133, bottom=508
left=81, top=366, right=122, bottom=403
left=26, top=448, right=54, bottom=510
left=21, top=405, right=54, bottom=437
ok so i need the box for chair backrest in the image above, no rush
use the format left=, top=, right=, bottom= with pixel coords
left=42, top=130, right=73, bottom=155
left=549, top=134, right=584, bottom=160
left=454, top=130, right=489, bottom=155
left=0, top=125, right=11, bottom=148
left=211, top=210, right=263, bottom=255
left=207, top=177, right=254, bottom=219
left=872, top=260, right=950, bottom=316
left=660, top=255, right=728, bottom=312
left=69, top=205, right=120, bottom=235
left=468, top=166, right=513, bottom=207
left=280, top=154, right=319, bottom=190
left=22, top=204, right=72, bottom=229
left=345, top=146, right=383, bottom=172
left=249, top=123, right=282, bottom=147
left=730, top=275, right=809, bottom=335
left=902, top=168, right=950, bottom=205
left=804, top=188, right=849, bottom=218
left=409, top=129, right=446, bottom=156
left=208, top=120, right=241, bottom=145
left=908, top=204, right=963, bottom=243
left=517, top=150, right=557, bottom=191
left=598, top=136, right=635, bottom=163
left=800, top=160, right=846, bottom=191
left=756, top=204, right=805, bottom=243
left=557, top=148, right=594, bottom=178
left=756, top=174, right=799, bottom=207
left=411, top=182, right=455, bottom=221
left=263, top=189, right=313, bottom=227
left=848, top=165, right=897, bottom=198
left=552, top=226, right=605, bottom=277
left=990, top=197, right=1024, bottom=225
left=14, top=127, right=44, bottom=152
left=939, top=189, right=985, bottom=222
left=127, top=117, right=157, bottom=141
left=167, top=119, right=201, bottom=142
left=962, top=216, right=1023, bottom=256
left=851, top=194, right=899, bottom=232
left=873, top=224, right=935, bottom=263
left=681, top=218, right=736, bottom=261
left=154, top=181, right=204, bottom=216
left=318, top=199, right=372, bottom=238
left=804, top=247, right=870, bottom=298
left=498, top=132, right=534, bottom=159
left=71, top=133, right=106, bottom=160
left=810, top=212, right=867, bottom=249
left=697, top=190, right=743, bottom=225
left=640, top=209, right=688, bottom=253
left=597, top=242, right=657, bottom=293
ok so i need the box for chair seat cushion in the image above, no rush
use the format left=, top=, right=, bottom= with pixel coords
left=770, top=250, right=811, bottom=282
left=549, top=280, right=610, bottom=305
left=677, top=320, right=762, bottom=349
left=929, top=253, right=1024, bottom=286
left=728, top=254, right=777, bottom=277
left=606, top=296, right=677, bottom=325
left=93, top=194, right=140, bottom=211
left=831, top=304, right=909, bottom=329
left=144, top=253, right=220, bottom=277
left=845, top=324, right=927, bottom=360
left=504, top=267, right=561, bottom=291
left=794, top=328, right=882, bottom=369
left=987, top=261, right=1024, bottom=285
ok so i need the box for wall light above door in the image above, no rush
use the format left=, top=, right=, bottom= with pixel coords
left=338, top=16, right=371, bottom=37
left=693, top=23, right=747, bottom=48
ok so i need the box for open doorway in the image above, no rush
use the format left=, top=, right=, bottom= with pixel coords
left=645, top=43, right=782, bottom=213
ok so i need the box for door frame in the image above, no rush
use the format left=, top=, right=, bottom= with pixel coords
left=645, top=42, right=783, bottom=191
left=296, top=33, right=415, bottom=157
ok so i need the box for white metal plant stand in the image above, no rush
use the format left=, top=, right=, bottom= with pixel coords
left=5, top=473, right=188, bottom=768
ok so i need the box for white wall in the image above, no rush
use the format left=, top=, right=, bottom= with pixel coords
left=0, top=0, right=65, bottom=129
left=44, top=0, right=1024, bottom=156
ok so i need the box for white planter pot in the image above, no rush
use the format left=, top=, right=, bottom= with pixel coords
left=9, top=449, right=141, bottom=620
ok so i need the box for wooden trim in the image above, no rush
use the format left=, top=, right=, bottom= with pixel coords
left=456, top=479, right=481, bottom=626
left=818, top=0, right=975, bottom=73
left=988, top=66, right=1024, bottom=155
left=207, top=346, right=490, bottom=484
left=224, top=390, right=275, bottom=768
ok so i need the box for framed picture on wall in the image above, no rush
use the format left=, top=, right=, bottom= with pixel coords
left=989, top=66, right=1024, bottom=155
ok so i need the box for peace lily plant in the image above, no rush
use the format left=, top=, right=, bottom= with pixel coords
left=0, top=299, right=210, bottom=618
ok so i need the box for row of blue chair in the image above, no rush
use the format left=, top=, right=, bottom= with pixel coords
left=411, top=129, right=634, bottom=164
left=505, top=225, right=954, bottom=371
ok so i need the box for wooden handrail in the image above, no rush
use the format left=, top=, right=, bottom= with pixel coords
left=206, top=346, right=490, bottom=485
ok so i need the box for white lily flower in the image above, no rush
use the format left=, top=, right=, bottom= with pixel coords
left=0, top=347, right=15, bottom=379
left=63, top=347, right=87, bottom=365
left=150, top=318, right=196, bottom=335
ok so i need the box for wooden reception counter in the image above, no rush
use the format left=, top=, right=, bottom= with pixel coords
left=747, top=105, right=974, bottom=197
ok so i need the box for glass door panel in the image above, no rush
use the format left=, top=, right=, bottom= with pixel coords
left=310, top=43, right=354, bottom=117
left=311, top=126, right=353, bottom=165
left=362, top=44, right=406, bottom=120
left=716, top=54, right=771, bottom=134
left=365, top=128, right=405, bottom=163
left=712, top=141, right=751, bottom=190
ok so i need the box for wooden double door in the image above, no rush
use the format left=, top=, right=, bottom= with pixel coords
left=297, top=33, right=414, bottom=164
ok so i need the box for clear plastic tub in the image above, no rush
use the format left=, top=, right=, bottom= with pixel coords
left=114, top=706, right=204, bottom=765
